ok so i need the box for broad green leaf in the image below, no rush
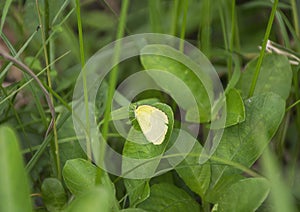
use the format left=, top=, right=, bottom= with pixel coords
left=124, top=179, right=150, bottom=207
left=0, top=126, right=32, bottom=212
left=175, top=135, right=211, bottom=198
left=41, top=178, right=67, bottom=212
left=205, top=174, right=245, bottom=202
left=66, top=186, right=112, bottom=212
left=138, top=183, right=200, bottom=211
left=225, top=88, right=245, bottom=127
left=62, top=159, right=116, bottom=199
left=63, top=159, right=119, bottom=210
left=62, top=159, right=98, bottom=196
left=209, top=93, right=285, bottom=198
left=217, top=178, right=270, bottom=212
left=122, top=102, right=174, bottom=178
left=236, top=54, right=292, bottom=100
left=140, top=44, right=212, bottom=123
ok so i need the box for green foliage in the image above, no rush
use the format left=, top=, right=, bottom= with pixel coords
left=65, top=186, right=113, bottom=212
left=124, top=179, right=150, bottom=207
left=41, top=178, right=67, bottom=212
left=0, top=0, right=299, bottom=211
left=138, top=183, right=201, bottom=211
left=140, top=44, right=212, bottom=123
left=122, top=102, right=174, bottom=178
left=208, top=93, right=285, bottom=201
left=62, top=159, right=99, bottom=196
left=0, top=126, right=32, bottom=212
left=216, top=178, right=270, bottom=212
left=175, top=132, right=211, bottom=198
left=236, top=54, right=293, bottom=99
left=224, top=88, right=245, bottom=127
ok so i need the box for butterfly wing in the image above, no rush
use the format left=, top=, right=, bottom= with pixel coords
left=135, top=105, right=168, bottom=145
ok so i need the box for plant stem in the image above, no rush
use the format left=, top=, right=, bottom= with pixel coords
left=228, top=0, right=236, bottom=80
left=248, top=0, right=279, bottom=98
left=101, top=0, right=129, bottom=165
left=199, top=0, right=211, bottom=57
left=75, top=0, right=91, bottom=161
left=179, top=0, right=188, bottom=52
left=148, top=0, right=162, bottom=33
left=35, top=0, right=61, bottom=179
left=0, top=51, right=55, bottom=138
left=286, top=98, right=300, bottom=112
left=170, top=0, right=179, bottom=36
left=290, top=0, right=300, bottom=38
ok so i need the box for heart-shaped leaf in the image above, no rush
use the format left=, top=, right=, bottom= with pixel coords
left=217, top=178, right=270, bottom=212
left=41, top=178, right=67, bottom=212
left=138, top=183, right=200, bottom=211
left=208, top=93, right=285, bottom=201
left=141, top=44, right=213, bottom=123
left=122, top=102, right=174, bottom=178
left=236, top=54, right=292, bottom=100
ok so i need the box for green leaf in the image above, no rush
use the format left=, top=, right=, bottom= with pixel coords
left=175, top=133, right=211, bottom=198
left=0, top=0, right=12, bottom=33
left=122, top=102, right=174, bottom=178
left=138, top=183, right=200, bottom=211
left=63, top=159, right=119, bottom=210
left=225, top=54, right=241, bottom=92
left=140, top=44, right=212, bottom=123
left=217, top=178, right=270, bottom=212
left=209, top=93, right=285, bottom=199
left=205, top=174, right=245, bottom=202
left=225, top=88, right=245, bottom=127
left=41, top=178, right=67, bottom=212
left=0, top=126, right=32, bottom=212
left=66, top=186, right=113, bottom=212
left=236, top=54, right=292, bottom=100
left=62, top=159, right=98, bottom=196
left=124, top=179, right=150, bottom=207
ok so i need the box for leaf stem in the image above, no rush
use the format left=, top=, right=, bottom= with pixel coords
left=75, top=0, right=91, bottom=161
left=148, top=0, right=162, bottom=33
left=170, top=0, right=179, bottom=36
left=290, top=0, right=300, bottom=38
left=248, top=0, right=279, bottom=98
left=102, top=0, right=129, bottom=139
left=179, top=0, right=188, bottom=52
left=228, top=0, right=236, bottom=80
left=199, top=0, right=211, bottom=56
left=286, top=98, right=300, bottom=112
left=35, top=0, right=61, bottom=180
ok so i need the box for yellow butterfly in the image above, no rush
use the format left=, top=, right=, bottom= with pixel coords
left=134, top=105, right=169, bottom=145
